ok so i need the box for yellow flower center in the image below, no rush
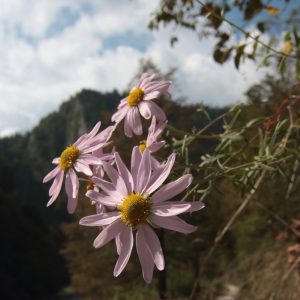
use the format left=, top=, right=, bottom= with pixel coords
left=139, top=140, right=147, bottom=152
left=127, top=87, right=144, bottom=106
left=118, top=193, right=151, bottom=226
left=59, top=145, right=80, bottom=171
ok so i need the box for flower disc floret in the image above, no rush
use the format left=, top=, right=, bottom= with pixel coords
left=127, top=87, right=144, bottom=106
left=118, top=193, right=151, bottom=226
left=59, top=145, right=80, bottom=171
left=139, top=140, right=147, bottom=152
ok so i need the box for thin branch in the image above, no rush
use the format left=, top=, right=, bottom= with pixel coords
left=269, top=256, right=300, bottom=300
left=255, top=202, right=300, bottom=239
left=190, top=169, right=267, bottom=299
left=195, top=0, right=299, bottom=60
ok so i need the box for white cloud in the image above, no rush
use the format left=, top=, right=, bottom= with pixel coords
left=0, top=0, right=268, bottom=137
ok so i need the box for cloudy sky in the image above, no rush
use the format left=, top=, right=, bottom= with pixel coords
left=0, top=0, right=268, bottom=137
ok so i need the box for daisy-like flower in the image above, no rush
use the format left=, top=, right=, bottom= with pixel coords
left=43, top=122, right=115, bottom=214
left=139, top=117, right=167, bottom=169
left=112, top=73, right=171, bottom=137
left=80, top=147, right=204, bottom=283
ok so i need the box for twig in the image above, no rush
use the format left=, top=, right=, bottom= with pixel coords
left=269, top=256, right=300, bottom=300
left=255, top=202, right=300, bottom=239
left=190, top=169, right=267, bottom=299
left=285, top=159, right=299, bottom=200
left=195, top=0, right=299, bottom=60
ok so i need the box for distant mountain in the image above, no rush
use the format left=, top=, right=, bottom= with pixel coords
left=0, top=89, right=225, bottom=299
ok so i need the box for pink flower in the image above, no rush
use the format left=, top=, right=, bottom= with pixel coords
left=139, top=117, right=167, bottom=169
left=112, top=73, right=171, bottom=137
left=80, top=147, right=204, bottom=283
left=43, top=122, right=115, bottom=214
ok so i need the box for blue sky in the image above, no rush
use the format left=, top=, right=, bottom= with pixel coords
left=0, top=0, right=270, bottom=137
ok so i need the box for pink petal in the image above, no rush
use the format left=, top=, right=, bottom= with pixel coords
left=78, top=125, right=114, bottom=153
left=75, top=122, right=101, bottom=147
left=148, top=141, right=165, bottom=153
left=149, top=215, right=197, bottom=234
left=86, top=190, right=121, bottom=206
left=146, top=101, right=166, bottom=122
left=124, top=110, right=134, bottom=137
left=74, top=161, right=93, bottom=176
left=43, top=166, right=60, bottom=183
left=115, top=233, right=122, bottom=255
left=131, top=146, right=142, bottom=190
left=138, top=72, right=155, bottom=87
left=93, top=219, right=127, bottom=248
left=147, top=116, right=156, bottom=135
left=131, top=107, right=143, bottom=136
left=150, top=156, right=162, bottom=170
left=80, top=143, right=106, bottom=154
left=151, top=174, right=193, bottom=203
left=96, top=203, right=106, bottom=214
left=80, top=211, right=120, bottom=226
left=145, top=164, right=165, bottom=190
left=65, top=170, right=78, bottom=214
left=115, top=152, right=133, bottom=194
left=143, top=91, right=160, bottom=101
left=139, top=101, right=152, bottom=119
left=138, top=224, right=164, bottom=271
left=92, top=176, right=124, bottom=200
left=152, top=202, right=191, bottom=217
left=136, top=227, right=155, bottom=283
left=86, top=122, right=101, bottom=139
left=46, top=170, right=64, bottom=206
left=78, top=154, right=102, bottom=165
left=49, top=169, right=64, bottom=196
left=136, top=149, right=151, bottom=194
left=94, top=125, right=115, bottom=144
left=145, top=153, right=176, bottom=195
left=74, top=133, right=88, bottom=147
left=112, top=106, right=129, bottom=123
left=117, top=98, right=127, bottom=109
left=69, top=168, right=79, bottom=198
left=144, top=81, right=171, bottom=94
left=113, top=227, right=133, bottom=277
left=186, top=201, right=205, bottom=213
left=46, top=194, right=58, bottom=207
left=103, top=162, right=128, bottom=197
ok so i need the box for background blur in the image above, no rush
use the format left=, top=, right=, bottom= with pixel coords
left=1, top=0, right=300, bottom=299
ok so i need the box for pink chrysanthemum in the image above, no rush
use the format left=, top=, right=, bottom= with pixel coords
left=111, top=73, right=171, bottom=137
left=80, top=147, right=204, bottom=283
left=43, top=122, right=115, bottom=213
